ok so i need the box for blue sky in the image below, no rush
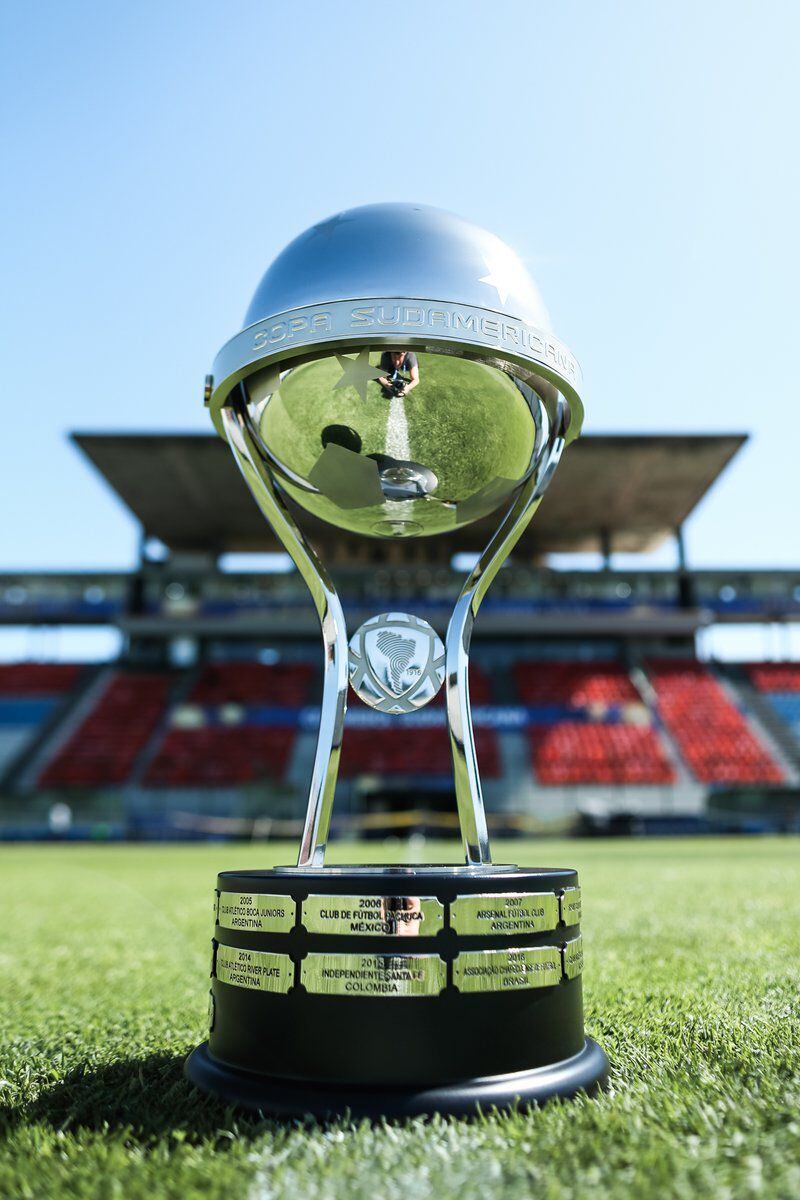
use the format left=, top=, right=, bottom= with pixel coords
left=1, top=0, right=797, bottom=582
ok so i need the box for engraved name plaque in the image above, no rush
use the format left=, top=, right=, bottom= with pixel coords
left=302, top=894, right=444, bottom=937
left=215, top=944, right=293, bottom=993
left=453, top=946, right=562, bottom=993
left=217, top=891, right=295, bottom=933
left=560, top=887, right=582, bottom=927
left=301, top=952, right=446, bottom=997
left=563, top=936, right=584, bottom=980
left=450, top=892, right=559, bottom=936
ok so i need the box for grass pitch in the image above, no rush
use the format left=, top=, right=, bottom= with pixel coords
left=1, top=837, right=798, bottom=1199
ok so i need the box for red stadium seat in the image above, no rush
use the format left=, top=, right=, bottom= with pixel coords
left=514, top=660, right=674, bottom=785
left=143, top=663, right=312, bottom=787
left=40, top=672, right=170, bottom=788
left=188, top=662, right=313, bottom=706
left=337, top=665, right=498, bottom=778
left=0, top=663, right=82, bottom=695
left=529, top=721, right=674, bottom=785
left=646, top=659, right=783, bottom=784
left=338, top=727, right=500, bottom=778
left=746, top=663, right=800, bottom=693
left=145, top=726, right=294, bottom=786
left=461, top=666, right=493, bottom=706
left=514, top=660, right=639, bottom=707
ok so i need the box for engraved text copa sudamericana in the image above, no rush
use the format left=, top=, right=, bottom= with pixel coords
left=243, top=301, right=580, bottom=386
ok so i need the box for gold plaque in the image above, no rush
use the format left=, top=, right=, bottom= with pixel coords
left=217, top=891, right=295, bottom=933
left=453, top=946, right=562, bottom=993
left=450, top=892, right=559, bottom=936
left=301, top=894, right=444, bottom=937
left=215, top=943, right=292, bottom=993
left=563, top=936, right=584, bottom=980
left=301, top=952, right=446, bottom=997
left=560, top=887, right=582, bottom=927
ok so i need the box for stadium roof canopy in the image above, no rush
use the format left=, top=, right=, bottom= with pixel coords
left=71, top=432, right=746, bottom=557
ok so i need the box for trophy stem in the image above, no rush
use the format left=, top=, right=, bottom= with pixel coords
left=222, top=393, right=348, bottom=868
left=297, top=595, right=348, bottom=867
left=446, top=400, right=568, bottom=865
left=445, top=593, right=491, bottom=864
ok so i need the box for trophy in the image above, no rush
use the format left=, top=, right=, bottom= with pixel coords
left=185, top=203, right=609, bottom=1116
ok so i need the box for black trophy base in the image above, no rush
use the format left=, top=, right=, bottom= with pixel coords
left=186, top=1035, right=608, bottom=1119
left=186, top=865, right=609, bottom=1119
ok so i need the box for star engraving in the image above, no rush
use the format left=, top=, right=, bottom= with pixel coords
left=305, top=212, right=354, bottom=242
left=333, top=351, right=384, bottom=401
left=479, top=244, right=532, bottom=308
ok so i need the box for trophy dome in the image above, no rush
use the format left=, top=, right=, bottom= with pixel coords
left=243, top=203, right=552, bottom=332
left=209, top=204, right=583, bottom=539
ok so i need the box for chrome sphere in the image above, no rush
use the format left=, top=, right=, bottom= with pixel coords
left=208, top=204, right=583, bottom=538
left=243, top=203, right=552, bottom=330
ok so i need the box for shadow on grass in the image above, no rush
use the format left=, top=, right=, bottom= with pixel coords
left=0, top=1052, right=279, bottom=1143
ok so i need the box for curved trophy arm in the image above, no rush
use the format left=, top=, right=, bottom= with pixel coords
left=446, top=397, right=569, bottom=865
left=221, top=388, right=348, bottom=868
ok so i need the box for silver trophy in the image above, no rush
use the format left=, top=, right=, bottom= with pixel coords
left=187, top=204, right=607, bottom=1118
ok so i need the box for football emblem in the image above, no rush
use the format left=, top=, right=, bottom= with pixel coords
left=348, top=613, right=446, bottom=713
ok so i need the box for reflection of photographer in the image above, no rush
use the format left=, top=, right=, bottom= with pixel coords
left=377, top=350, right=420, bottom=399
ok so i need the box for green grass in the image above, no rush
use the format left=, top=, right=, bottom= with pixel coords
left=261, top=352, right=535, bottom=537
left=1, top=837, right=798, bottom=1198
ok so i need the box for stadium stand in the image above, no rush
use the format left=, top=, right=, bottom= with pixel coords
left=514, top=660, right=641, bottom=707
left=645, top=660, right=783, bottom=784
left=338, top=727, right=502, bottom=778
left=459, top=666, right=493, bottom=707
left=747, top=663, right=800, bottom=693
left=0, top=664, right=83, bottom=777
left=0, top=664, right=82, bottom=694
left=186, top=662, right=312, bottom=707
left=40, top=672, right=171, bottom=788
left=11, top=657, right=796, bottom=797
left=340, top=665, right=499, bottom=777
left=145, top=726, right=296, bottom=786
left=2, top=432, right=798, bottom=838
left=529, top=722, right=674, bottom=785
left=745, top=663, right=800, bottom=747
left=143, top=662, right=312, bottom=787
left=514, top=660, right=675, bottom=784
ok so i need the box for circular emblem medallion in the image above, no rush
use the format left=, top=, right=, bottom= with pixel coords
left=348, top=612, right=445, bottom=713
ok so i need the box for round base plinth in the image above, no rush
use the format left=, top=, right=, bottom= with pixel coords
left=185, top=1036, right=608, bottom=1119
left=187, top=864, right=608, bottom=1119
